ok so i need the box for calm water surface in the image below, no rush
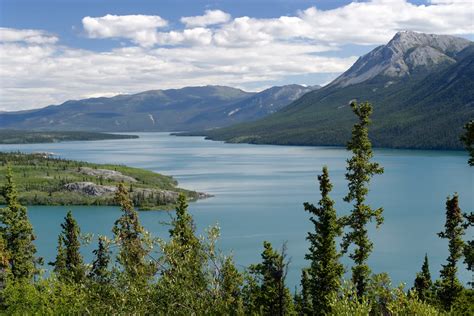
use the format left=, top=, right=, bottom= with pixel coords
left=0, top=133, right=472, bottom=288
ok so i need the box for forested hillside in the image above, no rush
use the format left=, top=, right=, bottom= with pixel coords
left=0, top=130, right=138, bottom=144
left=188, top=32, right=474, bottom=150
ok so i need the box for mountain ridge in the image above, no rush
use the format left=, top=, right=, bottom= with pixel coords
left=188, top=32, right=474, bottom=150
left=0, top=84, right=315, bottom=132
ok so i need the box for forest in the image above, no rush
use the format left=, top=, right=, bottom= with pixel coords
left=0, top=130, right=138, bottom=144
left=0, top=104, right=472, bottom=315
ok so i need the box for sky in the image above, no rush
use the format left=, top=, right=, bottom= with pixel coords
left=0, top=0, right=472, bottom=111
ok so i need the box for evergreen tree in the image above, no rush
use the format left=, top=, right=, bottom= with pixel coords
left=304, top=166, right=343, bottom=315
left=88, top=236, right=111, bottom=284
left=460, top=119, right=474, bottom=166
left=413, top=254, right=433, bottom=301
left=218, top=256, right=244, bottom=314
left=340, top=101, right=384, bottom=298
left=50, top=211, right=85, bottom=283
left=462, top=212, right=473, bottom=287
left=245, top=241, right=293, bottom=316
left=156, top=193, right=208, bottom=313
left=437, top=194, right=465, bottom=310
left=298, top=268, right=313, bottom=315
left=0, top=166, right=38, bottom=280
left=112, top=183, right=154, bottom=279
left=51, top=235, right=66, bottom=275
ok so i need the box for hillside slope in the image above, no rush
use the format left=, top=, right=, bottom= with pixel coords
left=192, top=32, right=474, bottom=150
left=0, top=85, right=314, bottom=132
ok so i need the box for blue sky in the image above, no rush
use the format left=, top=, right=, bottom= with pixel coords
left=0, top=0, right=472, bottom=111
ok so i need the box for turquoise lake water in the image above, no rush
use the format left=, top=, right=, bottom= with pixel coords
left=0, top=133, right=472, bottom=289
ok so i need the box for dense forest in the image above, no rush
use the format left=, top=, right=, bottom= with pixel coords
left=0, top=130, right=138, bottom=144
left=0, top=107, right=472, bottom=315
left=0, top=152, right=203, bottom=210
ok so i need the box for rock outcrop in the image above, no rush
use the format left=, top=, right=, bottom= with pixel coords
left=64, top=182, right=117, bottom=196
left=78, top=167, right=137, bottom=183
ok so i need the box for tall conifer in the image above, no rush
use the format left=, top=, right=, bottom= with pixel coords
left=437, top=194, right=465, bottom=310
left=89, top=236, right=111, bottom=284
left=50, top=211, right=85, bottom=283
left=413, top=254, right=433, bottom=301
left=304, top=166, right=343, bottom=314
left=112, top=183, right=154, bottom=279
left=0, top=166, right=38, bottom=280
left=341, top=101, right=384, bottom=298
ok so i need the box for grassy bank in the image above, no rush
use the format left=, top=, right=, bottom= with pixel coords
left=0, top=152, right=204, bottom=210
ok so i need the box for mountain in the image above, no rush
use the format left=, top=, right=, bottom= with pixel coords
left=191, top=32, right=474, bottom=150
left=0, top=84, right=316, bottom=132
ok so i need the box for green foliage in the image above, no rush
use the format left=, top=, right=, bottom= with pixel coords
left=436, top=194, right=465, bottom=310
left=243, top=241, right=294, bottom=315
left=198, top=48, right=474, bottom=150
left=303, top=166, right=343, bottom=315
left=460, top=120, right=474, bottom=166
left=0, top=151, right=200, bottom=209
left=49, top=211, right=85, bottom=283
left=0, top=130, right=138, bottom=144
left=413, top=254, right=434, bottom=302
left=154, top=194, right=244, bottom=315
left=0, top=166, right=39, bottom=281
left=112, top=183, right=155, bottom=280
left=340, top=101, right=384, bottom=298
left=88, top=236, right=111, bottom=284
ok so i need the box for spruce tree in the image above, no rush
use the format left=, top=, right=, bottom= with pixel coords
left=462, top=212, right=473, bottom=287
left=245, top=241, right=293, bottom=316
left=0, top=166, right=38, bottom=280
left=218, top=256, right=244, bottom=314
left=298, top=268, right=313, bottom=315
left=156, top=193, right=207, bottom=312
left=413, top=254, right=433, bottom=301
left=50, top=211, right=85, bottom=283
left=437, top=194, right=465, bottom=310
left=341, top=101, right=384, bottom=298
left=304, top=166, right=343, bottom=314
left=89, top=236, right=111, bottom=284
left=112, top=183, right=154, bottom=279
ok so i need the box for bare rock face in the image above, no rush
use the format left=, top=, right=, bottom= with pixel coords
left=78, top=167, right=137, bottom=183
left=330, top=31, right=472, bottom=88
left=64, top=182, right=117, bottom=196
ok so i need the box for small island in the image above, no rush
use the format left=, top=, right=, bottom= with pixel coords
left=0, top=152, right=210, bottom=210
left=0, top=130, right=139, bottom=144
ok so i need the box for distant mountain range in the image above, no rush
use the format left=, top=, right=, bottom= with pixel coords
left=188, top=31, right=474, bottom=150
left=0, top=84, right=318, bottom=132
left=1, top=31, right=472, bottom=150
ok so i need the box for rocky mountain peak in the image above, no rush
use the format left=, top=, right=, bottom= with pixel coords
left=330, top=31, right=472, bottom=88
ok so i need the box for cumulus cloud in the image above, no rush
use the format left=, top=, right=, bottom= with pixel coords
left=181, top=10, right=231, bottom=27
left=82, top=14, right=168, bottom=47
left=0, top=38, right=355, bottom=111
left=1, top=0, right=473, bottom=111
left=0, top=27, right=58, bottom=44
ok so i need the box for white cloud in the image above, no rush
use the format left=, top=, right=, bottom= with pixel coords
left=82, top=14, right=168, bottom=47
left=1, top=0, right=473, bottom=111
left=181, top=10, right=231, bottom=27
left=0, top=27, right=58, bottom=44
left=0, top=39, right=355, bottom=111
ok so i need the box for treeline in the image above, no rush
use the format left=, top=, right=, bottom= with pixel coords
left=0, top=107, right=472, bottom=315
left=0, top=130, right=138, bottom=144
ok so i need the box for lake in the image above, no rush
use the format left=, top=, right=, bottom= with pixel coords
left=0, top=132, right=472, bottom=289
